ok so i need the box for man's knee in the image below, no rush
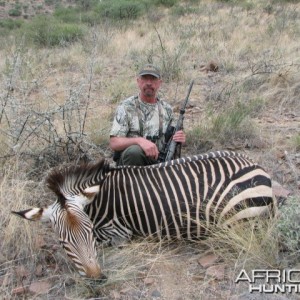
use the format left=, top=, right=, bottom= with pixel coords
left=118, top=145, right=145, bottom=166
left=123, top=145, right=144, bottom=157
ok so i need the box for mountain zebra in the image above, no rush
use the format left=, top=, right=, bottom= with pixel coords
left=12, top=151, right=275, bottom=279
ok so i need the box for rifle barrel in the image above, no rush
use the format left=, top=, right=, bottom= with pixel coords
left=163, top=80, right=194, bottom=162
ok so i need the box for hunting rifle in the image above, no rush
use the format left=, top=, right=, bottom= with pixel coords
left=157, top=79, right=194, bottom=163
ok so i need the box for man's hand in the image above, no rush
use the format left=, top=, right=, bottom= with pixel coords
left=138, top=138, right=159, bottom=160
left=110, top=136, right=159, bottom=160
left=172, top=130, right=186, bottom=144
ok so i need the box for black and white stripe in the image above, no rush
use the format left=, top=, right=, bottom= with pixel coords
left=81, top=151, right=274, bottom=243
left=13, top=150, right=275, bottom=279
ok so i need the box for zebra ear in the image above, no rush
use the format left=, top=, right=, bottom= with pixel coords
left=84, top=185, right=100, bottom=197
left=11, top=207, right=50, bottom=222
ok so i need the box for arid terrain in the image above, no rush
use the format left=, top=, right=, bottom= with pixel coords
left=0, top=0, right=299, bottom=299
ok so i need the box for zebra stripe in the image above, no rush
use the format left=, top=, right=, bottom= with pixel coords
left=47, top=202, right=99, bottom=276
left=13, top=150, right=275, bottom=279
left=81, top=151, right=274, bottom=243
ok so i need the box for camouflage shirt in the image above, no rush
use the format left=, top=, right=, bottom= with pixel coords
left=110, top=95, right=174, bottom=152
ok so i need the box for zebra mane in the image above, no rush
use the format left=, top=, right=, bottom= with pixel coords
left=114, top=151, right=255, bottom=171
left=46, top=159, right=110, bottom=199
left=164, top=151, right=255, bottom=166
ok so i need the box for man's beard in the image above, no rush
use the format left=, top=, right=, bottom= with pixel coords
left=144, top=87, right=154, bottom=97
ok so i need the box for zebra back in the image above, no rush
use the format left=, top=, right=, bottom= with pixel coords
left=86, top=151, right=274, bottom=242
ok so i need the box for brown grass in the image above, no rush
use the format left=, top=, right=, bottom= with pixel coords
left=0, top=0, right=299, bottom=298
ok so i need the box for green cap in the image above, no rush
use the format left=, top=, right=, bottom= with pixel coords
left=138, top=64, right=161, bottom=78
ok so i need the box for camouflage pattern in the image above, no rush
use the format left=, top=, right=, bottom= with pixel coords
left=110, top=95, right=174, bottom=151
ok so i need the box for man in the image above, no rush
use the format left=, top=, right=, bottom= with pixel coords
left=109, top=64, right=186, bottom=166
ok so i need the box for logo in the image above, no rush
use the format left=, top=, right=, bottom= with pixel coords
left=235, top=269, right=300, bottom=293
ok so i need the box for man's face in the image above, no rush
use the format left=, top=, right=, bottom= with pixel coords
left=137, top=75, right=162, bottom=99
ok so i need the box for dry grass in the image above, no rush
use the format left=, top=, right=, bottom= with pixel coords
left=203, top=217, right=280, bottom=272
left=0, top=0, right=299, bottom=298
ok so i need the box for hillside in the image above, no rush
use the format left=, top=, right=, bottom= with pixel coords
left=0, top=0, right=75, bottom=19
left=0, top=0, right=299, bottom=299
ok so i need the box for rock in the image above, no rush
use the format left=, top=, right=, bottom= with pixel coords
left=200, top=61, right=219, bottom=73
left=144, top=277, right=155, bottom=285
left=11, top=286, right=27, bottom=295
left=206, top=265, right=225, bottom=280
left=29, top=280, right=51, bottom=295
left=151, top=289, right=161, bottom=298
left=35, top=264, right=43, bottom=277
left=15, top=265, right=30, bottom=279
left=110, top=290, right=121, bottom=299
left=120, top=287, right=132, bottom=295
left=272, top=180, right=291, bottom=199
left=198, top=253, right=219, bottom=268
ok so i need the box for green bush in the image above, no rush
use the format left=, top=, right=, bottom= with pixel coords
left=171, top=5, right=197, bottom=17
left=96, top=0, right=144, bottom=20
left=153, top=0, right=178, bottom=7
left=24, top=16, right=85, bottom=47
left=8, top=8, right=22, bottom=17
left=291, top=133, right=300, bottom=151
left=54, top=6, right=103, bottom=25
left=74, top=0, right=97, bottom=10
left=54, top=7, right=81, bottom=23
left=271, top=0, right=299, bottom=3
left=277, top=196, right=300, bottom=253
left=0, top=19, right=23, bottom=30
left=44, top=0, right=56, bottom=5
left=80, top=11, right=103, bottom=25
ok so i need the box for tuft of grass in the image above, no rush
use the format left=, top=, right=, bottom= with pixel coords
left=188, top=100, right=260, bottom=148
left=277, top=196, right=300, bottom=254
left=186, top=126, right=214, bottom=155
left=290, top=134, right=300, bottom=151
left=95, top=0, right=145, bottom=21
left=0, top=160, right=36, bottom=259
left=202, top=213, right=280, bottom=272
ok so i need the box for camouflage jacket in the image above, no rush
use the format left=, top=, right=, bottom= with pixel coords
left=110, top=95, right=174, bottom=152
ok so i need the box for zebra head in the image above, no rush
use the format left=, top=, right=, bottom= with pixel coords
left=12, top=160, right=108, bottom=280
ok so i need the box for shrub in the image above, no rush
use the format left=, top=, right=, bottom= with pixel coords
left=0, top=18, right=24, bottom=30
left=96, top=0, right=144, bottom=21
left=80, top=11, right=103, bottom=25
left=271, top=0, right=299, bottom=3
left=45, top=0, right=56, bottom=5
left=277, top=196, right=300, bottom=253
left=153, top=0, right=178, bottom=7
left=54, top=7, right=81, bottom=23
left=75, top=0, right=97, bottom=10
left=290, top=134, right=300, bottom=151
left=171, top=5, right=197, bottom=17
left=8, top=8, right=22, bottom=17
left=24, top=16, right=85, bottom=47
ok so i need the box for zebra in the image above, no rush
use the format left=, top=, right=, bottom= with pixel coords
left=12, top=151, right=275, bottom=280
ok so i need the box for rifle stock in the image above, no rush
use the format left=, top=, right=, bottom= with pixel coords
left=158, top=80, right=194, bottom=163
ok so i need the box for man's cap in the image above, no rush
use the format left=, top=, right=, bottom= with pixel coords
left=138, top=64, right=161, bottom=78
